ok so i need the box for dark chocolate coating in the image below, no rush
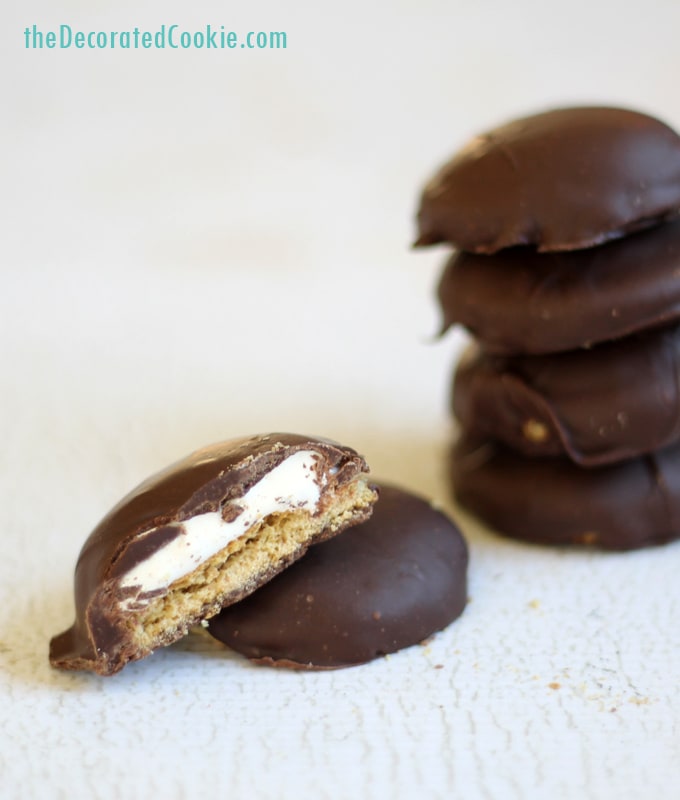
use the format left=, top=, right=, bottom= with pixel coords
left=416, top=106, right=680, bottom=253
left=438, top=218, right=680, bottom=355
left=450, top=435, right=680, bottom=550
left=49, top=433, right=374, bottom=675
left=207, top=485, right=468, bottom=669
left=452, top=326, right=680, bottom=467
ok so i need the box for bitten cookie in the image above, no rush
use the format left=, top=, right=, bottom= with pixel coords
left=452, top=326, right=680, bottom=467
left=49, top=433, right=378, bottom=675
left=416, top=106, right=680, bottom=253
left=207, top=484, right=468, bottom=669
left=437, top=218, right=680, bottom=355
left=450, top=435, right=680, bottom=550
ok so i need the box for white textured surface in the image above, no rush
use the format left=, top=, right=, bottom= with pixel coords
left=2, top=1, right=679, bottom=798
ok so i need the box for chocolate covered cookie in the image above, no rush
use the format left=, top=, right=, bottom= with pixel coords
left=438, top=218, right=680, bottom=355
left=49, top=434, right=378, bottom=675
left=453, top=326, right=680, bottom=466
left=451, top=435, right=680, bottom=550
left=416, top=106, right=680, bottom=253
left=207, top=484, right=468, bottom=669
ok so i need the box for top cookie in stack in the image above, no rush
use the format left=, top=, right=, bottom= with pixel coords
left=416, top=107, right=680, bottom=253
left=414, top=106, right=680, bottom=550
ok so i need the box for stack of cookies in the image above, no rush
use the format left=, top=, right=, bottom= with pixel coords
left=415, top=106, right=680, bottom=550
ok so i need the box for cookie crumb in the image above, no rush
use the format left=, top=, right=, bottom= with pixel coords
left=522, top=419, right=549, bottom=443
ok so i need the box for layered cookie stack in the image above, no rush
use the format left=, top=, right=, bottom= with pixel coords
left=415, top=106, right=680, bottom=550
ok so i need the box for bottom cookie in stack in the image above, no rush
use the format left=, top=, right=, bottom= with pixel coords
left=450, top=434, right=680, bottom=550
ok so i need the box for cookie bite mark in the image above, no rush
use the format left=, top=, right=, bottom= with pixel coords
left=111, top=450, right=324, bottom=611
left=49, top=434, right=378, bottom=676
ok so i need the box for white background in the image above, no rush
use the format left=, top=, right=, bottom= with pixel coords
left=2, top=1, right=679, bottom=798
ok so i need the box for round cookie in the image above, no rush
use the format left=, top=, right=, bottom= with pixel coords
left=207, top=484, right=468, bottom=669
left=49, top=433, right=377, bottom=676
left=438, top=218, right=680, bottom=355
left=452, top=325, right=680, bottom=467
left=415, top=106, right=680, bottom=253
left=450, top=435, right=680, bottom=550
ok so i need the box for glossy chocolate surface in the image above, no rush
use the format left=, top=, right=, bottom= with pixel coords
left=50, top=433, right=373, bottom=675
left=416, top=106, right=680, bottom=253
left=438, top=218, right=680, bottom=355
left=450, top=435, right=680, bottom=550
left=453, top=326, right=680, bottom=466
left=207, top=484, right=468, bottom=668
